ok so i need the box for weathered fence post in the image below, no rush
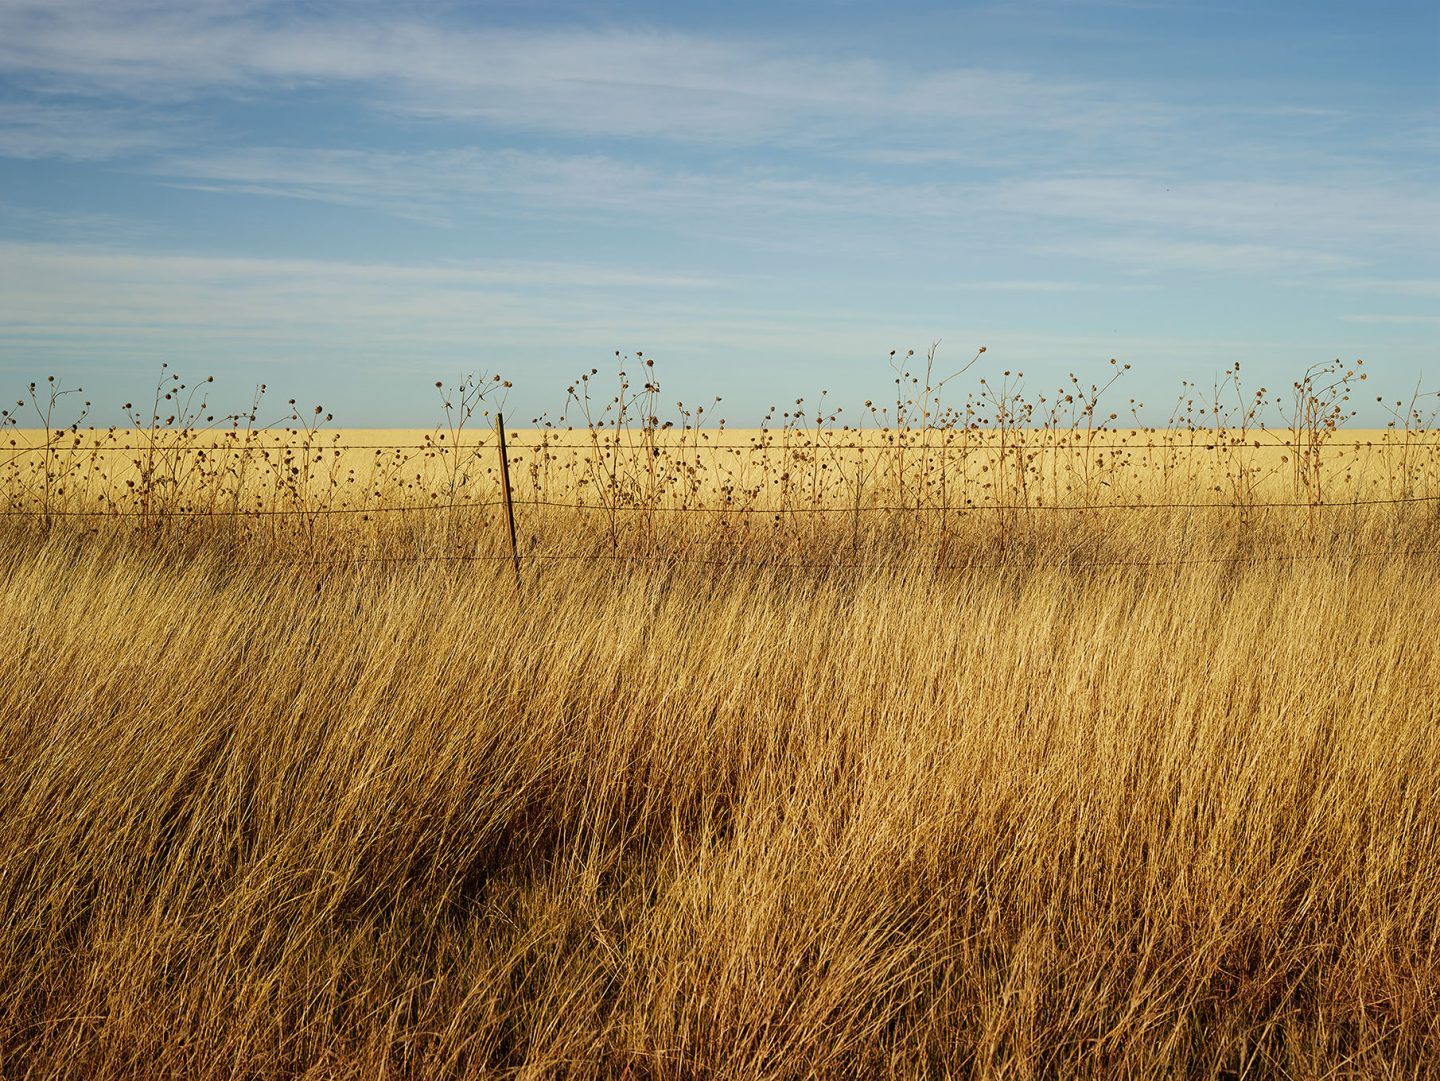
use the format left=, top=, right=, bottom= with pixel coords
left=495, top=412, right=520, bottom=584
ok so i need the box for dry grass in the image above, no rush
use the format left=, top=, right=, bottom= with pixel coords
left=3, top=358, right=1439, bottom=1077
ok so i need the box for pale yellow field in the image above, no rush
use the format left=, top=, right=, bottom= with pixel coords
left=7, top=426, right=1440, bottom=517
left=2, top=414, right=1438, bottom=1077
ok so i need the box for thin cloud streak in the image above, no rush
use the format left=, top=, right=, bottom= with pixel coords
left=0, top=2, right=1176, bottom=152
left=0, top=101, right=175, bottom=160
left=1340, top=314, right=1440, bottom=326
left=148, top=145, right=1437, bottom=272
left=0, top=243, right=720, bottom=292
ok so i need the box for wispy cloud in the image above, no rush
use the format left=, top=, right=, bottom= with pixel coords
left=0, top=242, right=732, bottom=395
left=997, top=176, right=1438, bottom=247
left=1326, top=279, right=1440, bottom=300
left=0, top=100, right=175, bottom=160
left=154, top=145, right=979, bottom=233
left=0, top=1, right=1170, bottom=154
left=156, top=147, right=670, bottom=225
left=0, top=242, right=721, bottom=373
left=0, top=197, right=158, bottom=239
left=947, top=280, right=1101, bottom=293
left=934, top=279, right=1160, bottom=293
left=147, top=144, right=1437, bottom=277
left=0, top=242, right=717, bottom=299
left=1339, top=314, right=1440, bottom=326
left=3, top=0, right=1431, bottom=264
left=1042, top=236, right=1355, bottom=274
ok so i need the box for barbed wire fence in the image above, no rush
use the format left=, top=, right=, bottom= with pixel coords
left=5, top=416, right=1440, bottom=575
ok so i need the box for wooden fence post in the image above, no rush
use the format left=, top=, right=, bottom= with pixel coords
left=495, top=412, right=520, bottom=583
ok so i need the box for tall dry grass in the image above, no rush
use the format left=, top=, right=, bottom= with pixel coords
left=3, top=355, right=1439, bottom=1077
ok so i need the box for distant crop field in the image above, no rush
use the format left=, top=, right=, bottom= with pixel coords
left=2, top=359, right=1438, bottom=1078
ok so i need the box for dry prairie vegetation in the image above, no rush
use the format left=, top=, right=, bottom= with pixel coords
left=2, top=354, right=1439, bottom=1078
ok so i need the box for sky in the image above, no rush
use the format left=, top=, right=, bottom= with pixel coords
left=0, top=0, right=1436, bottom=427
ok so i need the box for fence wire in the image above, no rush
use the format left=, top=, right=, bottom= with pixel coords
left=4, top=490, right=1440, bottom=519
left=8, top=435, right=1440, bottom=582
left=8, top=437, right=1440, bottom=457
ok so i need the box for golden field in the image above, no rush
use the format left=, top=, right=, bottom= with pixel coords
left=3, top=361, right=1439, bottom=1078
left=7, top=424, right=1440, bottom=517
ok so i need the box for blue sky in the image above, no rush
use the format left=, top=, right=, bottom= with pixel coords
left=0, top=0, right=1436, bottom=426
